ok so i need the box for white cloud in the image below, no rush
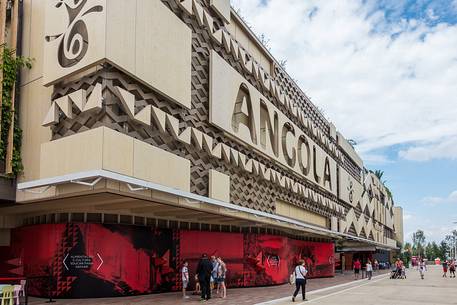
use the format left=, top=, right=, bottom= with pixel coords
left=424, top=226, right=454, bottom=242
left=404, top=211, right=456, bottom=243
left=358, top=152, right=393, bottom=165
left=399, top=136, right=457, bottom=161
left=403, top=212, right=414, bottom=222
left=230, top=0, right=457, bottom=161
left=421, top=190, right=457, bottom=206
left=426, top=8, right=439, bottom=21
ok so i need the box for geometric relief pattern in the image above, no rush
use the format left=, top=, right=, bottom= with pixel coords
left=109, top=84, right=344, bottom=216
left=45, top=0, right=354, bottom=230
left=43, top=83, right=102, bottom=127
left=178, top=0, right=343, bottom=163
left=340, top=208, right=375, bottom=239
left=340, top=172, right=395, bottom=240
left=175, top=0, right=393, bottom=240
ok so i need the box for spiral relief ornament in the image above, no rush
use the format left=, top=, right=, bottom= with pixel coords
left=45, top=0, right=103, bottom=68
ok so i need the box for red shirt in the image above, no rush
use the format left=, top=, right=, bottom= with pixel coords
left=354, top=261, right=361, bottom=269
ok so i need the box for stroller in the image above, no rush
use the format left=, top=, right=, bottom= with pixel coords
left=390, top=268, right=404, bottom=279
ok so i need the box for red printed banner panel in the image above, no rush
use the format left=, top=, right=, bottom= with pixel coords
left=179, top=231, right=245, bottom=288
left=0, top=224, right=334, bottom=298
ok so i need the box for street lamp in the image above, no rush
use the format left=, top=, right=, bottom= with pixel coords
left=452, top=222, right=457, bottom=260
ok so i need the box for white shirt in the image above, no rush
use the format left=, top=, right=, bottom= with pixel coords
left=366, top=263, right=373, bottom=272
left=182, top=266, right=189, bottom=282
left=295, top=265, right=308, bottom=279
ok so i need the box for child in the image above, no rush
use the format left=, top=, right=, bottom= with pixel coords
left=401, top=264, right=406, bottom=279
left=193, top=274, right=201, bottom=295
left=182, top=261, right=190, bottom=299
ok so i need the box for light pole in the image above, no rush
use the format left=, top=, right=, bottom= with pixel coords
left=452, top=221, right=457, bottom=261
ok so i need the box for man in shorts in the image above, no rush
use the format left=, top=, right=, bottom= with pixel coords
left=449, top=260, right=456, bottom=278
left=182, top=261, right=189, bottom=299
left=442, top=260, right=448, bottom=277
left=353, top=259, right=361, bottom=280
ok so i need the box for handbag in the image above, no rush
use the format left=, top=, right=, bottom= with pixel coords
left=290, top=266, right=307, bottom=284
left=289, top=272, right=295, bottom=285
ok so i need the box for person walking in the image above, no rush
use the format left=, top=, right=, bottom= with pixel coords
left=449, top=260, right=456, bottom=278
left=196, top=253, right=213, bottom=301
left=419, top=259, right=426, bottom=280
left=181, top=261, right=190, bottom=299
left=292, top=259, right=308, bottom=302
left=366, top=260, right=373, bottom=280
left=216, top=257, right=227, bottom=299
left=442, top=260, right=448, bottom=277
left=373, top=259, right=379, bottom=271
left=353, top=259, right=361, bottom=280
left=210, top=256, right=218, bottom=292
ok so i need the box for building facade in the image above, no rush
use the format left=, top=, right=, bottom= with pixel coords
left=0, top=0, right=403, bottom=298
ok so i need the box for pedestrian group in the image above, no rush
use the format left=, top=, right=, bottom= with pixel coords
left=441, top=259, right=456, bottom=278
left=181, top=254, right=227, bottom=301
left=181, top=255, right=457, bottom=302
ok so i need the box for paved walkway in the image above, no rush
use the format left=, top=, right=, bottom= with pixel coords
left=28, top=270, right=388, bottom=305
left=258, top=265, right=456, bottom=305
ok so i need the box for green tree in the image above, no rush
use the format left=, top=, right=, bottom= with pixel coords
left=373, top=170, right=384, bottom=180
left=439, top=241, right=449, bottom=259
left=412, top=230, right=426, bottom=257
left=402, top=242, right=412, bottom=266
left=370, top=169, right=393, bottom=199
left=444, top=230, right=457, bottom=259
left=425, top=243, right=433, bottom=260
left=431, top=242, right=440, bottom=260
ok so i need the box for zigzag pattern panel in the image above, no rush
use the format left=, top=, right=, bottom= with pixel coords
left=45, top=1, right=344, bottom=222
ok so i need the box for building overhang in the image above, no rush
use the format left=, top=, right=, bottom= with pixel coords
left=337, top=237, right=400, bottom=252
left=13, top=169, right=397, bottom=250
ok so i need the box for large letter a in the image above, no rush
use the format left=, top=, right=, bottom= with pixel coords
left=232, top=83, right=257, bottom=144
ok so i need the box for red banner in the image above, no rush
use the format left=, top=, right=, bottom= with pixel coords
left=0, top=224, right=334, bottom=298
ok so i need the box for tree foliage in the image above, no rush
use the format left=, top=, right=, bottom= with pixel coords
left=409, top=229, right=456, bottom=260
left=373, top=169, right=384, bottom=180
left=370, top=169, right=393, bottom=200
left=0, top=47, right=33, bottom=176
left=412, top=229, right=426, bottom=257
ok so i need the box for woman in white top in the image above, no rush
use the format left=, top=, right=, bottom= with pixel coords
left=292, top=259, right=308, bottom=302
left=419, top=259, right=427, bottom=280
left=366, top=260, right=373, bottom=280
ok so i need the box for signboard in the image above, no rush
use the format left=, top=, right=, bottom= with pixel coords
left=63, top=253, right=103, bottom=271
left=209, top=51, right=337, bottom=195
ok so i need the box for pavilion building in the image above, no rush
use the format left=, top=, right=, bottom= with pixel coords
left=0, top=0, right=403, bottom=298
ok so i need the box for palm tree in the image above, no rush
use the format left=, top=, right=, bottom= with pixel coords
left=370, top=169, right=393, bottom=200
left=373, top=170, right=384, bottom=180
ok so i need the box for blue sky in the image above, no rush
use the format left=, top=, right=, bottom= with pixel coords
left=231, top=0, right=457, bottom=243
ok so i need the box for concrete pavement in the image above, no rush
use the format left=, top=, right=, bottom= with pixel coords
left=27, top=270, right=388, bottom=305
left=259, top=265, right=456, bottom=305
left=27, top=266, right=457, bottom=305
